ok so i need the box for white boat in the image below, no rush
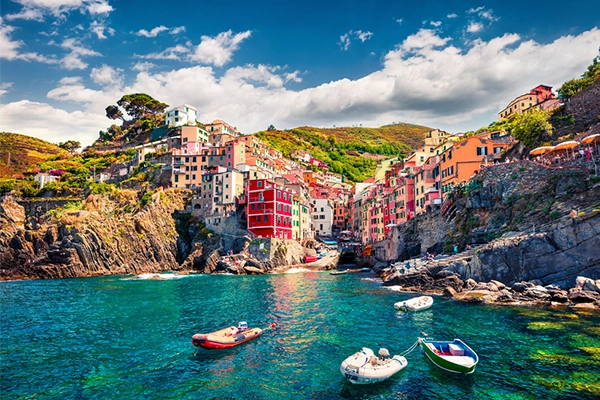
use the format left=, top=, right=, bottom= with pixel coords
left=340, top=348, right=407, bottom=384
left=394, top=296, right=433, bottom=311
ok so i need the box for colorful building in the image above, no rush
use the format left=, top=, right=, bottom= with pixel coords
left=246, top=178, right=293, bottom=239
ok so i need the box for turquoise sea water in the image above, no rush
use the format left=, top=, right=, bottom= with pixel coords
left=1, top=271, right=599, bottom=399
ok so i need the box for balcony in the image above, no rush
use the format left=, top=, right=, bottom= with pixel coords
left=425, top=187, right=439, bottom=194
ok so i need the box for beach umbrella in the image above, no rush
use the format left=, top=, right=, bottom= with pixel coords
left=582, top=133, right=600, bottom=144
left=529, top=146, right=555, bottom=156
left=553, top=140, right=580, bottom=160
left=553, top=140, right=579, bottom=150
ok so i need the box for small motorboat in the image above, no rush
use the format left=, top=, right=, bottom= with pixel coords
left=330, top=269, right=348, bottom=275
left=303, top=255, right=319, bottom=263
left=394, top=296, right=433, bottom=311
left=192, top=321, right=262, bottom=349
left=418, top=338, right=479, bottom=374
left=340, top=348, right=407, bottom=384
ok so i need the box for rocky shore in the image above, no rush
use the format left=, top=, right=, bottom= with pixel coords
left=376, top=258, right=600, bottom=311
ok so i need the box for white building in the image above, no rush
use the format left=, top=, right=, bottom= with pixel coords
left=312, top=198, right=333, bottom=237
left=34, top=173, right=60, bottom=189
left=166, top=104, right=197, bottom=127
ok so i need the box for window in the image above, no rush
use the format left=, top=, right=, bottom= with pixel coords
left=476, top=147, right=488, bottom=156
left=277, top=191, right=281, bottom=198
left=257, top=216, right=261, bottom=222
left=265, top=215, right=269, bottom=222
left=251, top=204, right=255, bottom=210
left=278, top=204, right=281, bottom=211
left=257, top=181, right=262, bottom=188
left=321, top=207, right=324, bottom=212
left=258, top=203, right=262, bottom=209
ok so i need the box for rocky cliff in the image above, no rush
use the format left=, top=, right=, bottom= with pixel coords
left=0, top=188, right=191, bottom=280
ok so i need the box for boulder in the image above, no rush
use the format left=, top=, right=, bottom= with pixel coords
left=568, top=289, right=600, bottom=303
left=575, top=276, right=600, bottom=293
left=436, top=269, right=456, bottom=279
left=464, top=278, right=477, bottom=289
left=444, top=286, right=457, bottom=297
left=490, top=280, right=506, bottom=290
left=572, top=302, right=598, bottom=311
left=512, top=281, right=535, bottom=293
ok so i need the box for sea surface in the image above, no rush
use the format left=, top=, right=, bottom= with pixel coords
left=1, top=271, right=599, bottom=399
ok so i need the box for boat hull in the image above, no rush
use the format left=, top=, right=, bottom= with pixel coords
left=192, top=327, right=263, bottom=349
left=420, top=338, right=478, bottom=374
left=394, top=296, right=433, bottom=312
left=340, top=348, right=407, bottom=384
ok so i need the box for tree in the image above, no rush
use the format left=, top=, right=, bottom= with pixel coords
left=105, top=105, right=124, bottom=121
left=267, top=124, right=276, bottom=131
left=509, top=109, right=552, bottom=148
left=107, top=93, right=168, bottom=121
left=558, top=48, right=600, bottom=99
left=57, top=140, right=81, bottom=153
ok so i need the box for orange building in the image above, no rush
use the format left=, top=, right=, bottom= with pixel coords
left=440, top=132, right=513, bottom=196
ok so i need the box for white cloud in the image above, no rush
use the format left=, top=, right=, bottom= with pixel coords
left=132, top=61, right=155, bottom=72
left=135, top=25, right=170, bottom=38
left=467, top=22, right=483, bottom=33
left=338, top=30, right=374, bottom=50
left=0, top=17, right=56, bottom=63
left=0, top=82, right=13, bottom=97
left=190, top=30, right=252, bottom=66
left=397, top=29, right=451, bottom=54
left=467, top=6, right=485, bottom=14
left=430, top=21, right=442, bottom=27
left=58, top=76, right=82, bottom=85
left=90, top=20, right=114, bottom=39
left=0, top=100, right=108, bottom=144
left=4, top=7, right=44, bottom=21
left=6, top=0, right=113, bottom=21
left=90, top=64, right=124, bottom=87
left=5, top=28, right=600, bottom=147
left=135, top=25, right=186, bottom=37
left=59, top=38, right=102, bottom=69
left=396, top=18, right=403, bottom=25
left=138, top=44, right=189, bottom=60
left=447, top=13, right=457, bottom=18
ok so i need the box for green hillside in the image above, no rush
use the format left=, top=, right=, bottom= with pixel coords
left=255, top=123, right=433, bottom=181
left=0, top=132, right=67, bottom=178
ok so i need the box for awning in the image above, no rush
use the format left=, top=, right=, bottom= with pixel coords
left=582, top=133, right=600, bottom=144
left=529, top=146, right=555, bottom=155
left=553, top=140, right=579, bottom=151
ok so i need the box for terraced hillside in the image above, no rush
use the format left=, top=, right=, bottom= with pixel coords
left=0, top=132, right=67, bottom=178
left=255, top=123, right=432, bottom=182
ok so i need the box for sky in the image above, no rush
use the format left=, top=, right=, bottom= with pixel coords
left=1, top=0, right=600, bottom=147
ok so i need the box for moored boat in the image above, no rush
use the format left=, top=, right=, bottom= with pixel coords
left=330, top=269, right=348, bottom=275
left=192, top=322, right=262, bottom=349
left=340, top=348, right=408, bottom=384
left=394, top=296, right=433, bottom=311
left=418, top=338, right=479, bottom=374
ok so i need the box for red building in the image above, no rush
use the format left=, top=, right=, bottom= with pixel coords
left=246, top=178, right=293, bottom=239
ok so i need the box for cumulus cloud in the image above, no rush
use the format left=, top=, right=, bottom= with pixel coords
left=338, top=30, right=374, bottom=50
left=447, top=13, right=457, bottom=18
left=5, top=0, right=113, bottom=21
left=170, top=26, right=185, bottom=35
left=0, top=100, right=109, bottom=144
left=5, top=28, right=600, bottom=147
left=467, top=6, right=485, bottom=14
left=59, top=38, right=102, bottom=69
left=190, top=30, right=252, bottom=66
left=138, top=44, right=189, bottom=60
left=430, top=21, right=442, bottom=27
left=90, top=64, right=124, bottom=87
left=90, top=20, right=114, bottom=39
left=467, top=22, right=483, bottom=33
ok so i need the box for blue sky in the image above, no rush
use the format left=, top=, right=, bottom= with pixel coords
left=1, top=0, right=599, bottom=146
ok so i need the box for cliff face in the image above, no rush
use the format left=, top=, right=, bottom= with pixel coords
left=451, top=212, right=600, bottom=288
left=0, top=188, right=191, bottom=280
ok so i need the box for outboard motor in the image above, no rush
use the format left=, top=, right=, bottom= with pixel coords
left=378, top=348, right=390, bottom=358
left=238, top=321, right=248, bottom=331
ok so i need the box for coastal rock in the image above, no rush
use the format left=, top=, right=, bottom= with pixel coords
left=464, top=278, right=477, bottom=289
left=490, top=280, right=506, bottom=290
left=512, top=281, right=535, bottom=293
left=568, top=289, right=600, bottom=303
left=572, top=302, right=598, bottom=311
left=575, top=276, right=600, bottom=293
left=443, top=286, right=457, bottom=297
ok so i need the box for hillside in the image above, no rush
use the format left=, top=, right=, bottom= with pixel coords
left=0, top=132, right=67, bottom=178
left=255, top=123, right=432, bottom=181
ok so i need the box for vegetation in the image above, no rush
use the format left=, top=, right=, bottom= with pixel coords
left=468, top=108, right=552, bottom=148
left=255, top=123, right=431, bottom=181
left=0, top=132, right=67, bottom=178
left=57, top=140, right=82, bottom=154
left=557, top=49, right=600, bottom=99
